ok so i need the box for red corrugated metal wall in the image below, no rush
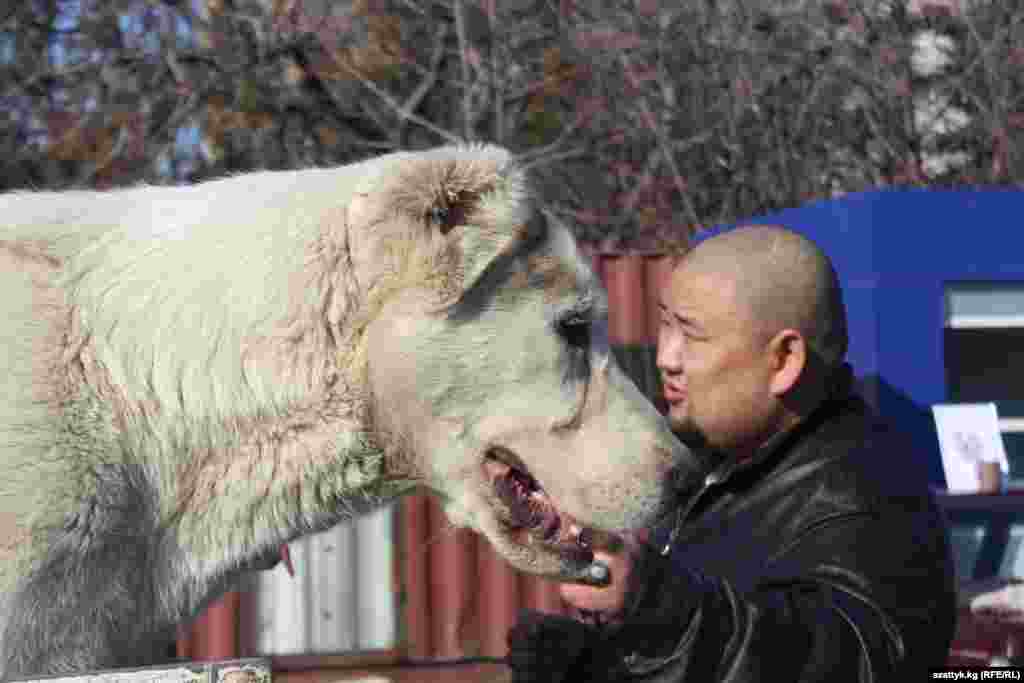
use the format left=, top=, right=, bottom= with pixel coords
left=177, top=252, right=675, bottom=662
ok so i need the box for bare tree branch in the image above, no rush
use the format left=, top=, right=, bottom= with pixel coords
left=454, top=0, right=474, bottom=141
left=517, top=146, right=587, bottom=172
left=395, top=24, right=449, bottom=142
left=3, top=0, right=1022, bottom=250
left=317, top=35, right=461, bottom=146
left=74, top=125, right=133, bottom=187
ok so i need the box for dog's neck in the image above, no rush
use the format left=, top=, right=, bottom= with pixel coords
left=50, top=217, right=421, bottom=576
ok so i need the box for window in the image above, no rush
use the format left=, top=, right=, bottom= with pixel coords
left=943, top=283, right=1024, bottom=582
left=944, top=282, right=1024, bottom=487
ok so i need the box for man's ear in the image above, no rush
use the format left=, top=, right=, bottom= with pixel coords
left=767, top=328, right=806, bottom=397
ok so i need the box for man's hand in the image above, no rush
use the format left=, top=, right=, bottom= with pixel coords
left=506, top=530, right=667, bottom=682
left=561, top=530, right=648, bottom=625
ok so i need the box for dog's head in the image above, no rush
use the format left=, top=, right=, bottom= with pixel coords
left=346, top=144, right=697, bottom=582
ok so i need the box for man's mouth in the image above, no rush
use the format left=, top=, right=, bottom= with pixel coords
left=663, top=383, right=687, bottom=402
left=483, top=448, right=595, bottom=562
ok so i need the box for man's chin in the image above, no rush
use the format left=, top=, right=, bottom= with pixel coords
left=667, top=415, right=707, bottom=450
left=666, top=409, right=690, bottom=435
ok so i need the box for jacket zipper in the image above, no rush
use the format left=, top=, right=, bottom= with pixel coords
left=661, top=468, right=727, bottom=556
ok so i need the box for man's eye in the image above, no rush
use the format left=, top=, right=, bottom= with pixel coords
left=682, top=328, right=705, bottom=343
left=558, top=315, right=591, bottom=349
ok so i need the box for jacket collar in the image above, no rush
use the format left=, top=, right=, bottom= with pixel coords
left=660, top=363, right=858, bottom=555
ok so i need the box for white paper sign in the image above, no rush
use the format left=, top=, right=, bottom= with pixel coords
left=932, top=402, right=1009, bottom=493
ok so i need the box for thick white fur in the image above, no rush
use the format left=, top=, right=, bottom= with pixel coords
left=0, top=144, right=692, bottom=678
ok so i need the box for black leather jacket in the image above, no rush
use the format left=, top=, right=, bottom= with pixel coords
left=606, top=378, right=958, bottom=682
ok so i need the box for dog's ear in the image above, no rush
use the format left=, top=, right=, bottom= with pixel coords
left=421, top=185, right=548, bottom=300
left=356, top=148, right=550, bottom=307
left=372, top=149, right=549, bottom=308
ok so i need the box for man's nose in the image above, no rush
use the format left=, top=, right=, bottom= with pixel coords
left=655, top=342, right=681, bottom=375
left=655, top=353, right=674, bottom=375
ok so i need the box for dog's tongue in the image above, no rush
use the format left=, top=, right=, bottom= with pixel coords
left=488, top=458, right=595, bottom=550
left=280, top=544, right=294, bottom=577
left=517, top=489, right=593, bottom=550
left=533, top=492, right=562, bottom=541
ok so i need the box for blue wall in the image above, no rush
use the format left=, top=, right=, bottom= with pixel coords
left=706, top=188, right=1024, bottom=485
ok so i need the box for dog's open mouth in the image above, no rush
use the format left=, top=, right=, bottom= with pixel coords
left=483, top=448, right=595, bottom=563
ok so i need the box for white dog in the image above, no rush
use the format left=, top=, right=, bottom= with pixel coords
left=0, top=144, right=694, bottom=678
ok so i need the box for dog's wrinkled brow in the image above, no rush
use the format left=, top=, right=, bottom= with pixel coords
left=444, top=210, right=552, bottom=323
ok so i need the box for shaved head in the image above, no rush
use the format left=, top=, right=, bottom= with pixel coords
left=676, top=225, right=848, bottom=369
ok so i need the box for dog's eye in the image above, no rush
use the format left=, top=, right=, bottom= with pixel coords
left=428, top=205, right=457, bottom=235
left=429, top=191, right=474, bottom=236
left=557, top=314, right=591, bottom=349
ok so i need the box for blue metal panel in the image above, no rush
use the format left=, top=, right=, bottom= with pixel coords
left=872, top=189, right=1024, bottom=279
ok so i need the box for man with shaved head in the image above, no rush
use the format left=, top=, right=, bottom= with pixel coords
left=508, top=225, right=957, bottom=682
